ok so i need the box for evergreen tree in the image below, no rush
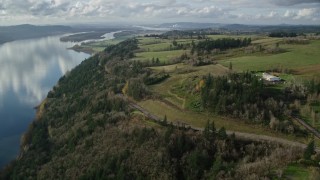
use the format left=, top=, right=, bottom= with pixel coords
left=163, top=115, right=168, bottom=125
left=304, top=140, right=315, bottom=160
left=156, top=58, right=160, bottom=64
left=229, top=62, right=233, bottom=70
left=218, top=127, right=227, bottom=140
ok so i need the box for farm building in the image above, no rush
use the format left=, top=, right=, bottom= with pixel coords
left=262, top=73, right=281, bottom=82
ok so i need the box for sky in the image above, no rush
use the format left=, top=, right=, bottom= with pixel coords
left=0, top=0, right=319, bottom=25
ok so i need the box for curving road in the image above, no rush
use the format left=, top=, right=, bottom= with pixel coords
left=128, top=100, right=320, bottom=152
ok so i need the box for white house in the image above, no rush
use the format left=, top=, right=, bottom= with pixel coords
left=262, top=73, right=281, bottom=82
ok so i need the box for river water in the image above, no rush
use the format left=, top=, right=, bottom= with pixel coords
left=0, top=35, right=91, bottom=168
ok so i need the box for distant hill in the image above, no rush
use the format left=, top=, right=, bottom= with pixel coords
left=144, top=22, right=320, bottom=33
left=220, top=24, right=320, bottom=33
left=0, top=24, right=73, bottom=44
left=153, top=22, right=224, bottom=30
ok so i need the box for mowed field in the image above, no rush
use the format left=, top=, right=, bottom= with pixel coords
left=149, top=63, right=229, bottom=108
left=134, top=37, right=194, bottom=63
left=134, top=50, right=188, bottom=63
left=220, top=40, right=320, bottom=79
left=283, top=164, right=315, bottom=180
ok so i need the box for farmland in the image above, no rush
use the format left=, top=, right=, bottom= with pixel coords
left=132, top=33, right=320, bottom=141
left=220, top=40, right=320, bottom=79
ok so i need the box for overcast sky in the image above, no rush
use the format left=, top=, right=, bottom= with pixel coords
left=0, top=0, right=319, bottom=25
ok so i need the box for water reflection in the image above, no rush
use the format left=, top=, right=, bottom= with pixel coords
left=0, top=36, right=90, bottom=167
left=0, top=36, right=88, bottom=105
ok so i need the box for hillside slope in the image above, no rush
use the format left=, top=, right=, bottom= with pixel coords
left=0, top=38, right=313, bottom=179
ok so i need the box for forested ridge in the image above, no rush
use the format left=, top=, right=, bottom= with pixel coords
left=0, top=38, right=317, bottom=179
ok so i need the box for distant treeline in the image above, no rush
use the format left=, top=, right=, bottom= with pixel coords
left=192, top=38, right=251, bottom=55
left=145, top=29, right=221, bottom=39
left=60, top=32, right=106, bottom=42
left=269, top=32, right=298, bottom=38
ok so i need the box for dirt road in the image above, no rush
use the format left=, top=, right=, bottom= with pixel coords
left=292, top=116, right=320, bottom=139
left=128, top=101, right=320, bottom=152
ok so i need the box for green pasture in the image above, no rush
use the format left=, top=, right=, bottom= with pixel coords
left=138, top=38, right=195, bottom=52
left=283, top=164, right=312, bottom=180
left=137, top=37, right=168, bottom=45
left=134, top=50, right=188, bottom=63
left=149, top=64, right=229, bottom=108
left=219, top=40, right=320, bottom=79
left=140, top=42, right=172, bottom=52
left=252, top=37, right=282, bottom=45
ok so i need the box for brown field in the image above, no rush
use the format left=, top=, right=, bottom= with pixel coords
left=294, top=64, right=320, bottom=79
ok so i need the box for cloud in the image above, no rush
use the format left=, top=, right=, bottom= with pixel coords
left=295, top=8, right=320, bottom=19
left=282, top=8, right=319, bottom=21
left=0, top=0, right=319, bottom=25
left=284, top=10, right=295, bottom=18
left=269, top=0, right=320, bottom=6
left=267, top=11, right=279, bottom=18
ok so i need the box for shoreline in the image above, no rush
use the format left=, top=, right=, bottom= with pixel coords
left=65, top=30, right=124, bottom=55
left=68, top=45, right=94, bottom=55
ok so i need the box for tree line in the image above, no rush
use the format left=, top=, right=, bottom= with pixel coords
left=191, top=38, right=251, bottom=55
left=269, top=32, right=298, bottom=38
left=199, top=72, right=317, bottom=135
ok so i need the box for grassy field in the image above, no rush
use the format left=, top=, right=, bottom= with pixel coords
left=134, top=50, right=188, bottom=63
left=251, top=37, right=282, bottom=45
left=139, top=42, right=172, bottom=52
left=219, top=40, right=320, bottom=79
left=283, top=164, right=313, bottom=180
left=136, top=37, right=196, bottom=61
left=138, top=99, right=308, bottom=143
left=149, top=64, right=229, bottom=108
left=137, top=37, right=168, bottom=45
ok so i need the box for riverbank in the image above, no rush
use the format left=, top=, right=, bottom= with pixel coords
left=62, top=31, right=125, bottom=54
left=68, top=45, right=95, bottom=55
